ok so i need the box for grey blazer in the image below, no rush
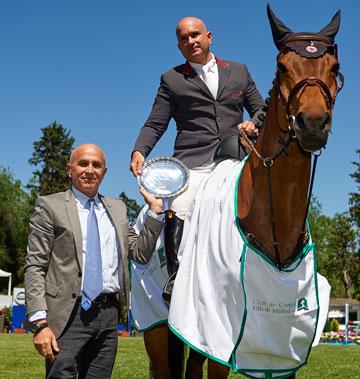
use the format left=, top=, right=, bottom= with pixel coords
left=24, top=189, right=163, bottom=338
left=133, top=57, right=266, bottom=168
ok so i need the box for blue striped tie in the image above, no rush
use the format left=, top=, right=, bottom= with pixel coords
left=81, top=198, right=103, bottom=310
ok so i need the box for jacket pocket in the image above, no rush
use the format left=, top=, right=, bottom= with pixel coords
left=45, top=280, right=58, bottom=297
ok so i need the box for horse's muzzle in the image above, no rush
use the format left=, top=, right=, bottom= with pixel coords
left=293, top=112, right=331, bottom=152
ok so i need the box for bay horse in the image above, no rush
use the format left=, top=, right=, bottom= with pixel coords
left=166, top=4, right=343, bottom=379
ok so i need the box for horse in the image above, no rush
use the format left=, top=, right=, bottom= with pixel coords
left=167, top=4, right=343, bottom=379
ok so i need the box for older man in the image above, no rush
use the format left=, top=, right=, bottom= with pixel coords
left=24, top=143, right=163, bottom=378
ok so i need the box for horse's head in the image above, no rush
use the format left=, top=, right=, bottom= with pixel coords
left=267, top=4, right=344, bottom=152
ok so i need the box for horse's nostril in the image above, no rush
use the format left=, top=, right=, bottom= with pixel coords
left=295, top=112, right=305, bottom=129
left=321, top=112, right=330, bottom=127
left=296, top=112, right=330, bottom=130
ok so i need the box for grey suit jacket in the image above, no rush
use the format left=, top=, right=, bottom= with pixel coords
left=24, top=189, right=163, bottom=338
left=133, top=57, right=266, bottom=168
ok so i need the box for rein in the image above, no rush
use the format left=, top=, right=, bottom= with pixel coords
left=239, top=116, right=319, bottom=270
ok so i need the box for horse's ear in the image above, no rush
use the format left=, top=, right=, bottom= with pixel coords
left=318, top=10, right=341, bottom=42
left=266, top=4, right=292, bottom=50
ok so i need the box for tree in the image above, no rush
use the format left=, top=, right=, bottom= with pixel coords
left=327, top=213, right=357, bottom=298
left=0, top=168, right=31, bottom=288
left=28, top=122, right=75, bottom=199
left=349, top=148, right=360, bottom=232
left=329, top=318, right=339, bottom=332
left=308, top=198, right=352, bottom=298
left=119, top=192, right=143, bottom=225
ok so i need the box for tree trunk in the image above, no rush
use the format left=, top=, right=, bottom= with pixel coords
left=341, top=270, right=352, bottom=298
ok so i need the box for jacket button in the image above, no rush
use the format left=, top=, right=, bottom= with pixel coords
left=72, top=293, right=76, bottom=299
left=78, top=272, right=82, bottom=277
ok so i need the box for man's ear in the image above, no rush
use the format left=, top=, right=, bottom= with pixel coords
left=177, top=42, right=181, bottom=51
left=207, top=31, right=213, bottom=45
left=66, top=163, right=71, bottom=178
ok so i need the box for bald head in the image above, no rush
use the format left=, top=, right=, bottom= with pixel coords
left=67, top=143, right=107, bottom=198
left=176, top=17, right=213, bottom=65
left=70, top=143, right=106, bottom=166
left=176, top=17, right=208, bottom=37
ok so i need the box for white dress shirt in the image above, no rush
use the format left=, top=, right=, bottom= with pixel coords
left=190, top=53, right=219, bottom=99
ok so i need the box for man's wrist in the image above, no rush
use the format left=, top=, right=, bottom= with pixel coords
left=33, top=322, right=49, bottom=335
left=25, top=318, right=49, bottom=334
left=131, top=150, right=144, bottom=159
left=148, top=209, right=165, bottom=220
left=33, top=319, right=47, bottom=324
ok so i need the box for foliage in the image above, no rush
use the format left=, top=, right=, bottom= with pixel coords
left=119, top=192, right=143, bottom=225
left=27, top=122, right=75, bottom=201
left=321, top=331, right=360, bottom=344
left=349, top=148, right=360, bottom=232
left=327, top=212, right=358, bottom=298
left=1, top=306, right=12, bottom=327
left=329, top=318, right=339, bottom=332
left=309, top=197, right=358, bottom=298
left=348, top=148, right=360, bottom=299
left=0, top=167, right=31, bottom=287
left=309, top=198, right=343, bottom=297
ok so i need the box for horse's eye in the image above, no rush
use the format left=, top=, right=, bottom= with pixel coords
left=332, top=63, right=340, bottom=75
left=277, top=62, right=287, bottom=73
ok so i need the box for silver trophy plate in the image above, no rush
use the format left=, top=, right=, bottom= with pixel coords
left=137, top=157, right=189, bottom=198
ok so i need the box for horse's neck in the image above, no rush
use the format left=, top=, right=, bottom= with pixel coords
left=238, top=87, right=311, bottom=262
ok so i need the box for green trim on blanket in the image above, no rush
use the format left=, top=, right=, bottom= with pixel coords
left=230, top=247, right=320, bottom=377
left=237, top=367, right=301, bottom=378
left=232, top=164, right=321, bottom=377
left=168, top=323, right=232, bottom=369
left=230, top=245, right=310, bottom=378
left=230, top=243, right=248, bottom=370
left=303, top=243, right=320, bottom=364
left=135, top=319, right=168, bottom=333
left=233, top=161, right=314, bottom=271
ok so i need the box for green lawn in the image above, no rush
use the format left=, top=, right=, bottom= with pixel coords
left=0, top=334, right=359, bottom=378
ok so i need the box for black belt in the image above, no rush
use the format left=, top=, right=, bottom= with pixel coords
left=92, top=293, right=117, bottom=305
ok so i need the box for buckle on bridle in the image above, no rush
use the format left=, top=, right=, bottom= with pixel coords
left=288, top=115, right=297, bottom=138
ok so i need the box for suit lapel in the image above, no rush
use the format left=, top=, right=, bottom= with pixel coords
left=65, top=189, right=83, bottom=271
left=182, top=58, right=231, bottom=100
left=182, top=61, right=214, bottom=99
left=216, top=57, right=231, bottom=100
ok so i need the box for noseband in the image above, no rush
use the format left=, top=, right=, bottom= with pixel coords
left=277, top=76, right=334, bottom=118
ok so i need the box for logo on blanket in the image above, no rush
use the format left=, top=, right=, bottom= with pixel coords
left=252, top=299, right=295, bottom=314
left=140, top=248, right=167, bottom=278
left=296, top=297, right=309, bottom=312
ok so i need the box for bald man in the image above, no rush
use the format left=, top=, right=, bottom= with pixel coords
left=130, top=17, right=265, bottom=299
left=24, top=143, right=164, bottom=378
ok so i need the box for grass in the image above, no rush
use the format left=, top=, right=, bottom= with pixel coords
left=0, top=334, right=359, bottom=378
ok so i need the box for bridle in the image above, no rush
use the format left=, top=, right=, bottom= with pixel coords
left=240, top=34, right=344, bottom=270
left=278, top=76, right=334, bottom=119
left=276, top=34, right=344, bottom=134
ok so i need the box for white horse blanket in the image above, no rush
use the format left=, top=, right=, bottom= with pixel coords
left=168, top=159, right=330, bottom=378
left=130, top=206, right=169, bottom=331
